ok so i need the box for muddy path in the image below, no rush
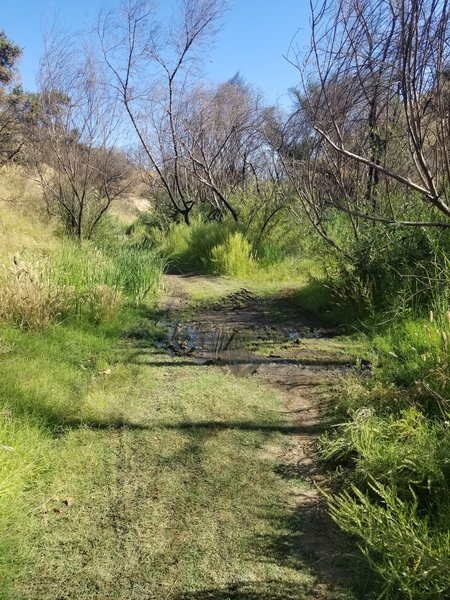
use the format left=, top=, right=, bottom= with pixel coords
left=158, top=274, right=368, bottom=598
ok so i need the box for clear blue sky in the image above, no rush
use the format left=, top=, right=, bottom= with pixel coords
left=2, top=0, right=311, bottom=108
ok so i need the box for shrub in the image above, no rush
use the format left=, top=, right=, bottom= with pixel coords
left=327, top=480, right=450, bottom=599
left=331, top=224, right=450, bottom=316
left=163, top=220, right=239, bottom=272
left=321, top=407, right=450, bottom=500
left=210, top=231, right=256, bottom=277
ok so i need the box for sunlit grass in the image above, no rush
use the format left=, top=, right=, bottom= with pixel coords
left=0, top=317, right=358, bottom=599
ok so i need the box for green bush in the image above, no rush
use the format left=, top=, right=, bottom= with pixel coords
left=321, top=407, right=450, bottom=500
left=162, top=219, right=240, bottom=272
left=327, top=480, right=450, bottom=599
left=210, top=231, right=256, bottom=277
left=331, top=224, right=450, bottom=315
left=321, top=311, right=450, bottom=599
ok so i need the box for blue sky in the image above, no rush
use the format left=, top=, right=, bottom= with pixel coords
left=2, top=0, right=311, bottom=108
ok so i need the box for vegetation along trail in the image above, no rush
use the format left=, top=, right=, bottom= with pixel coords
left=8, top=272, right=369, bottom=600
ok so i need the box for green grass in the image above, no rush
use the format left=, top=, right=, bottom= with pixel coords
left=0, top=312, right=356, bottom=599
left=6, top=172, right=449, bottom=598
left=145, top=217, right=321, bottom=288
left=319, top=312, right=450, bottom=599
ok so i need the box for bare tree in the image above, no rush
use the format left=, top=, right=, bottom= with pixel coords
left=99, top=0, right=226, bottom=224
left=289, top=0, right=450, bottom=229
left=31, top=36, right=131, bottom=239
left=176, top=75, right=266, bottom=221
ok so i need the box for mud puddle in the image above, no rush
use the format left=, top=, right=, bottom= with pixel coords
left=158, top=317, right=356, bottom=384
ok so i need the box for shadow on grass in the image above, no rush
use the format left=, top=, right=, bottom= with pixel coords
left=161, top=420, right=324, bottom=435
left=253, top=501, right=375, bottom=600
left=126, top=351, right=355, bottom=370
left=2, top=378, right=375, bottom=598
left=174, top=580, right=313, bottom=600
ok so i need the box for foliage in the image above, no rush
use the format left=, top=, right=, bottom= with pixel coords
left=209, top=231, right=256, bottom=277
left=0, top=258, right=73, bottom=330
left=160, top=219, right=240, bottom=272
left=332, top=223, right=450, bottom=314
left=0, top=219, right=164, bottom=330
left=0, top=30, right=21, bottom=87
left=327, top=481, right=450, bottom=600
left=320, top=311, right=450, bottom=599
left=55, top=240, right=164, bottom=310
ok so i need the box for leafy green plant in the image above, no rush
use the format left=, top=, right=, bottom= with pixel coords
left=210, top=231, right=256, bottom=277
left=327, top=480, right=450, bottom=599
left=321, top=408, right=450, bottom=500
left=163, top=219, right=239, bottom=272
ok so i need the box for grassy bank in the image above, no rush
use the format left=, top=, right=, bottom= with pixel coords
left=316, top=309, right=450, bottom=598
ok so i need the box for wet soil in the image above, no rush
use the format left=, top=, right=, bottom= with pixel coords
left=158, top=274, right=369, bottom=598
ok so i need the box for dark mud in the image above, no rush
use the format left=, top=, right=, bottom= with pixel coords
left=159, top=286, right=357, bottom=379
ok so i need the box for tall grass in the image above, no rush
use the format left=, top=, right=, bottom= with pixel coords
left=320, top=310, right=450, bottom=599
left=0, top=258, right=73, bottom=330
left=0, top=240, right=164, bottom=330
left=55, top=241, right=164, bottom=307
left=142, top=217, right=308, bottom=282
left=209, top=231, right=256, bottom=277
left=162, top=219, right=239, bottom=272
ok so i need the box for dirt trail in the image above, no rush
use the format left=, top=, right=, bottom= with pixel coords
left=13, top=273, right=369, bottom=600
left=160, top=274, right=363, bottom=597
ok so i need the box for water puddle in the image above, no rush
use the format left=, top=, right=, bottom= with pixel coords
left=159, top=320, right=356, bottom=381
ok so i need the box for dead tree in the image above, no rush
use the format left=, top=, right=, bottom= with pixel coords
left=177, top=75, right=266, bottom=222
left=30, top=36, right=131, bottom=239
left=99, top=0, right=225, bottom=225
left=289, top=0, right=450, bottom=229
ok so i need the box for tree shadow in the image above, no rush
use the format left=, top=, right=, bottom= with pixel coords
left=174, top=579, right=314, bottom=600
left=154, top=420, right=377, bottom=599
left=155, top=419, right=377, bottom=600
left=0, top=373, right=154, bottom=435
left=161, top=420, right=323, bottom=436
left=252, top=498, right=376, bottom=599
